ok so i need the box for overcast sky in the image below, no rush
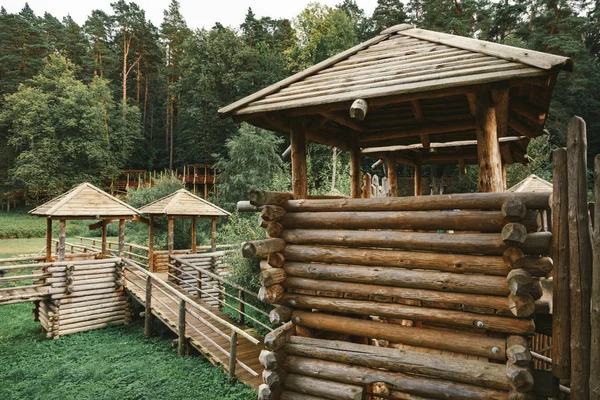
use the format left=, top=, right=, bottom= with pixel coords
left=2, top=0, right=379, bottom=29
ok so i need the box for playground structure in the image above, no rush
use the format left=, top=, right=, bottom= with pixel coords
left=221, top=24, right=599, bottom=400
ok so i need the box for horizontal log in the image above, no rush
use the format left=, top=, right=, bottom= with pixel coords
left=265, top=321, right=295, bottom=351
left=284, top=373, right=363, bottom=400
left=507, top=269, right=533, bottom=296
left=284, top=335, right=509, bottom=389
left=263, top=369, right=285, bottom=388
left=281, top=210, right=541, bottom=232
left=506, top=335, right=532, bottom=367
left=288, top=312, right=505, bottom=360
left=506, top=362, right=534, bottom=392
left=507, top=294, right=535, bottom=317
left=268, top=253, right=286, bottom=268
left=259, top=349, right=284, bottom=370
left=270, top=305, right=294, bottom=324
left=58, top=309, right=128, bottom=325
left=282, top=276, right=511, bottom=313
left=283, top=244, right=509, bottom=276
left=237, top=201, right=261, bottom=212
left=249, top=190, right=294, bottom=206
left=502, top=223, right=528, bottom=245
left=284, top=356, right=509, bottom=400
left=502, top=199, right=527, bottom=221
left=58, top=319, right=127, bottom=336
left=283, top=262, right=509, bottom=296
left=242, top=239, right=286, bottom=258
left=281, top=294, right=535, bottom=335
left=267, top=222, right=284, bottom=238
left=259, top=285, right=285, bottom=303
left=261, top=268, right=286, bottom=287
left=283, top=193, right=551, bottom=212
left=280, top=391, right=326, bottom=400
left=262, top=206, right=286, bottom=222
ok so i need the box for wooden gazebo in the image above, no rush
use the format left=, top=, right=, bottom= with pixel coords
left=219, top=24, right=571, bottom=197
left=30, top=182, right=139, bottom=262
left=138, top=189, right=230, bottom=272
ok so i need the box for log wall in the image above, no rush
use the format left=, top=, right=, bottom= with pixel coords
left=37, top=258, right=132, bottom=338
left=244, top=190, right=553, bottom=400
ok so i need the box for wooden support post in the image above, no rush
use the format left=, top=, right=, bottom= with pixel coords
left=567, top=117, right=592, bottom=399
left=238, top=289, right=245, bottom=325
left=552, top=148, right=570, bottom=379
left=168, top=217, right=174, bottom=257
left=592, top=154, right=600, bottom=398
left=387, top=159, right=398, bottom=197
left=148, top=216, right=155, bottom=272
left=229, top=331, right=237, bottom=381
left=101, top=220, right=108, bottom=258
left=290, top=119, right=308, bottom=199
left=475, top=91, right=504, bottom=193
left=191, top=217, right=197, bottom=254
left=58, top=219, right=66, bottom=262
left=361, top=173, right=371, bottom=199
left=414, top=162, right=422, bottom=196
left=210, top=218, right=217, bottom=252
left=46, top=218, right=53, bottom=262
left=178, top=299, right=186, bottom=356
left=350, top=133, right=361, bottom=198
left=145, top=276, right=153, bottom=338
left=118, top=219, right=125, bottom=258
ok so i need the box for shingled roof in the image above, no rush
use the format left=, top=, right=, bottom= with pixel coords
left=219, top=25, right=571, bottom=151
left=508, top=174, right=553, bottom=193
left=138, top=189, right=230, bottom=217
left=30, top=182, right=139, bottom=218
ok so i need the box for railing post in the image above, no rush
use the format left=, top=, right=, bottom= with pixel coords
left=178, top=299, right=186, bottom=356
left=196, top=266, right=202, bottom=300
left=238, top=289, right=245, bottom=325
left=145, top=276, right=153, bottom=338
left=228, top=331, right=237, bottom=382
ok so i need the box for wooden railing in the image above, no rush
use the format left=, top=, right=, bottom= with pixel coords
left=0, top=255, right=51, bottom=302
left=171, top=254, right=274, bottom=332
left=122, top=259, right=260, bottom=379
left=76, top=237, right=149, bottom=266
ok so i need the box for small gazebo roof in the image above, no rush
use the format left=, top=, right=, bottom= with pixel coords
left=138, top=189, right=230, bottom=217
left=30, top=182, right=139, bottom=219
left=508, top=174, right=553, bottom=193
left=219, top=24, right=571, bottom=150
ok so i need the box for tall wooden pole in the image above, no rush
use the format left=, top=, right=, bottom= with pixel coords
left=58, top=219, right=66, bottom=262
left=148, top=215, right=154, bottom=272
left=387, top=160, right=398, bottom=197
left=145, top=276, right=153, bottom=337
left=414, top=162, right=422, bottom=196
left=592, top=154, right=600, bottom=398
left=101, top=220, right=108, bottom=258
left=551, top=148, right=570, bottom=379
left=118, top=219, right=125, bottom=258
left=290, top=119, right=308, bottom=199
left=566, top=116, right=592, bottom=399
left=350, top=133, right=361, bottom=198
left=178, top=299, right=186, bottom=356
left=475, top=92, right=503, bottom=193
left=191, top=217, right=197, bottom=254
left=211, top=218, right=217, bottom=252
left=168, top=217, right=174, bottom=257
left=46, top=218, right=53, bottom=262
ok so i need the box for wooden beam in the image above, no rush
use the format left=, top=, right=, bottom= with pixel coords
left=321, top=112, right=364, bottom=132
left=118, top=219, right=125, bottom=258
left=349, top=99, right=368, bottom=121
left=387, top=160, right=398, bottom=197
left=89, top=219, right=117, bottom=230
left=148, top=215, right=155, bottom=272
left=46, top=218, right=53, bottom=262
left=361, top=120, right=475, bottom=145
left=411, top=100, right=430, bottom=150
left=510, top=98, right=546, bottom=123
left=191, top=217, right=197, bottom=254
left=58, top=219, right=66, bottom=262
left=211, top=218, right=217, bottom=252
left=167, top=217, right=174, bottom=257
left=475, top=91, right=503, bottom=193
left=350, top=133, right=361, bottom=198
left=414, top=162, right=422, bottom=196
left=290, top=119, right=308, bottom=199
left=101, top=220, right=107, bottom=258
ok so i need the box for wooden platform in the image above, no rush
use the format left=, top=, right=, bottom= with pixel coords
left=125, top=272, right=263, bottom=388
left=0, top=285, right=48, bottom=305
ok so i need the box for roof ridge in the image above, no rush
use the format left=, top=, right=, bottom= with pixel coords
left=45, top=183, right=85, bottom=215
left=83, top=182, right=139, bottom=214
left=164, top=190, right=184, bottom=214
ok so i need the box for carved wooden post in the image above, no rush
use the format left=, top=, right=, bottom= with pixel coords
left=475, top=91, right=503, bottom=193
left=46, top=218, right=53, bottom=262
left=58, top=219, right=66, bottom=262
left=290, top=119, right=308, bottom=199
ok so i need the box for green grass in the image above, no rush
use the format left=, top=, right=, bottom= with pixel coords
left=0, top=303, right=256, bottom=400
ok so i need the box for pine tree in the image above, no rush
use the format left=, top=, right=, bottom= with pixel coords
left=371, top=0, right=407, bottom=33
left=84, top=10, right=116, bottom=79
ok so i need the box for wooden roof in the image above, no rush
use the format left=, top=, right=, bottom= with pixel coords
left=138, top=189, right=230, bottom=217
left=363, top=136, right=530, bottom=166
left=508, top=174, right=552, bottom=193
left=30, top=182, right=139, bottom=218
left=220, top=24, right=571, bottom=151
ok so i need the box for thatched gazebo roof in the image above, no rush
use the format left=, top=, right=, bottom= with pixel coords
left=138, top=189, right=230, bottom=217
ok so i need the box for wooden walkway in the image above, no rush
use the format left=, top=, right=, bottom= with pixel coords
left=125, top=270, right=264, bottom=388
left=0, top=285, right=48, bottom=305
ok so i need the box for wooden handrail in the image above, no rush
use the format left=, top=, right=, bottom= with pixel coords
left=122, top=258, right=260, bottom=345
left=0, top=255, right=45, bottom=264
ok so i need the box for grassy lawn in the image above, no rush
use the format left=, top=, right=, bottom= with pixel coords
left=0, top=303, right=256, bottom=400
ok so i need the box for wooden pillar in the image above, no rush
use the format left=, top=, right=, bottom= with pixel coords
left=167, top=217, right=174, bottom=257
left=552, top=148, right=570, bottom=379
left=211, top=218, right=217, bottom=252
left=592, top=154, right=600, bottom=398
left=148, top=216, right=155, bottom=272
left=414, top=162, right=422, bottom=196
left=101, top=220, right=107, bottom=258
left=387, top=160, right=398, bottom=197
left=350, top=133, right=361, bottom=198
left=567, top=117, right=592, bottom=398
left=191, top=217, right=197, bottom=254
left=475, top=91, right=503, bottom=193
left=58, top=219, right=66, bottom=262
left=229, top=331, right=238, bottom=381
left=118, top=219, right=125, bottom=258
left=238, top=289, right=245, bottom=325
left=46, top=218, right=53, bottom=262
left=290, top=119, right=308, bottom=199
left=145, top=276, right=153, bottom=338
left=178, top=299, right=186, bottom=356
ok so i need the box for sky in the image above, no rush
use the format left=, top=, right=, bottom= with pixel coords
left=2, top=0, right=379, bottom=29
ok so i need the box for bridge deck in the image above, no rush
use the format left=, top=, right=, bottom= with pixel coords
left=125, top=272, right=263, bottom=388
left=0, top=285, right=48, bottom=305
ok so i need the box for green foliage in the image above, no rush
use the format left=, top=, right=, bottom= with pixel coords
left=506, top=135, right=553, bottom=188
left=0, top=303, right=255, bottom=400
left=372, top=0, right=408, bottom=32
left=215, top=123, right=289, bottom=211
left=0, top=55, right=141, bottom=195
